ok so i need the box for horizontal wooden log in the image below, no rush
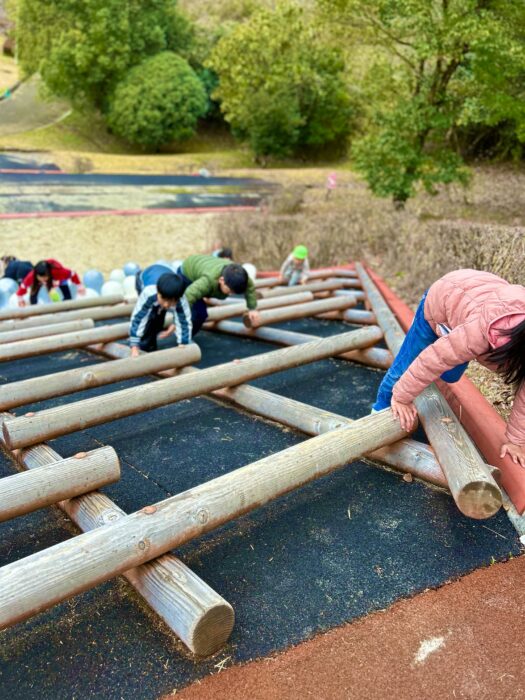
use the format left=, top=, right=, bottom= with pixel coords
left=0, top=345, right=201, bottom=411
left=207, top=292, right=314, bottom=322
left=0, top=319, right=94, bottom=345
left=205, top=320, right=392, bottom=370
left=0, top=303, right=135, bottom=333
left=258, top=280, right=344, bottom=299
left=210, top=381, right=447, bottom=488
left=316, top=309, right=377, bottom=325
left=12, top=438, right=234, bottom=655
left=307, top=269, right=358, bottom=280
left=0, top=294, right=125, bottom=321
left=0, top=446, right=120, bottom=523
left=253, top=276, right=283, bottom=289
left=0, top=410, right=409, bottom=629
left=2, top=328, right=383, bottom=449
left=244, top=297, right=357, bottom=329
left=0, top=322, right=129, bottom=363
left=91, top=343, right=442, bottom=488
left=334, top=289, right=366, bottom=302
left=355, top=263, right=502, bottom=519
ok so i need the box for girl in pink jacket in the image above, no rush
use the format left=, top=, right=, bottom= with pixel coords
left=372, top=270, right=525, bottom=467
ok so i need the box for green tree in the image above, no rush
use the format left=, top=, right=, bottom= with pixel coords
left=107, top=52, right=207, bottom=149
left=318, top=0, right=525, bottom=204
left=208, top=2, right=353, bottom=159
left=16, top=0, right=193, bottom=108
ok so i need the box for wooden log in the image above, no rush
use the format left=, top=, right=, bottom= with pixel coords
left=307, top=269, right=359, bottom=280
left=205, top=320, right=393, bottom=370
left=315, top=309, right=377, bottom=325
left=91, top=342, right=444, bottom=488
left=244, top=297, right=357, bottom=329
left=0, top=447, right=120, bottom=523
left=334, top=289, right=366, bottom=302
left=253, top=276, right=283, bottom=289
left=0, top=322, right=129, bottom=363
left=258, top=280, right=344, bottom=298
left=0, top=319, right=95, bottom=345
left=0, top=294, right=125, bottom=321
left=12, top=438, right=234, bottom=655
left=355, top=262, right=502, bottom=519
left=0, top=345, right=201, bottom=411
left=2, top=328, right=383, bottom=449
left=0, top=303, right=135, bottom=333
left=0, top=410, right=409, bottom=629
left=210, top=381, right=447, bottom=488
left=207, top=292, right=314, bottom=323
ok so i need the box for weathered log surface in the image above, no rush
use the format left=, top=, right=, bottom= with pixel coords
left=0, top=345, right=201, bottom=411
left=355, top=262, right=502, bottom=519
left=3, top=328, right=383, bottom=448
left=0, top=322, right=130, bottom=363
left=0, top=303, right=135, bottom=333
left=0, top=319, right=94, bottom=344
left=0, top=446, right=120, bottom=522
left=207, top=292, right=313, bottom=322
left=0, top=294, right=125, bottom=321
left=12, top=438, right=234, bottom=656
left=258, top=280, right=344, bottom=298
left=0, top=410, right=408, bottom=629
left=315, top=309, right=377, bottom=325
left=206, top=320, right=392, bottom=370
left=244, top=296, right=357, bottom=329
left=253, top=276, right=283, bottom=289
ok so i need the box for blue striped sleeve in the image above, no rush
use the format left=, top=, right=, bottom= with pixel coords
left=129, top=288, right=156, bottom=346
left=172, top=296, right=193, bottom=345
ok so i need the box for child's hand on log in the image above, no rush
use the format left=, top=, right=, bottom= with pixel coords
left=391, top=398, right=417, bottom=432
left=500, top=442, right=525, bottom=469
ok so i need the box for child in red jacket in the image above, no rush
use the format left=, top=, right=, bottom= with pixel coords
left=17, top=259, right=85, bottom=306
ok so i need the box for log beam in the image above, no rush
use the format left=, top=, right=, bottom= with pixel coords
left=7, top=436, right=234, bottom=656
left=0, top=319, right=94, bottom=344
left=207, top=292, right=314, bottom=323
left=2, top=328, right=383, bottom=448
left=205, top=320, right=392, bottom=370
left=0, top=322, right=130, bottom=363
left=0, top=410, right=409, bottom=629
left=0, top=446, right=120, bottom=522
left=0, top=304, right=135, bottom=333
left=0, top=294, right=125, bottom=321
left=258, top=280, right=344, bottom=299
left=244, top=297, right=357, bottom=329
left=0, top=345, right=201, bottom=411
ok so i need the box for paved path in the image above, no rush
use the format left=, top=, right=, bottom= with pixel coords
left=0, top=75, right=69, bottom=136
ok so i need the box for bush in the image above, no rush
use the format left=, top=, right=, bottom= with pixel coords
left=107, top=52, right=208, bottom=148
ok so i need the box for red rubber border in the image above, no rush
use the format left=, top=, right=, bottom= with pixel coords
left=366, top=265, right=525, bottom=514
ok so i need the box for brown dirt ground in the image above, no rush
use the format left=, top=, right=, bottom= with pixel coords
left=0, top=213, right=215, bottom=276
left=173, top=555, right=525, bottom=700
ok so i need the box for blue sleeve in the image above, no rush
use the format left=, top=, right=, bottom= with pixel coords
left=172, top=296, right=193, bottom=345
left=129, top=290, right=156, bottom=346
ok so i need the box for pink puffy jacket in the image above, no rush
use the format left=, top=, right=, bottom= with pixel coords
left=393, top=270, right=525, bottom=445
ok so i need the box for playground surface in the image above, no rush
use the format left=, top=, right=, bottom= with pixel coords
left=0, top=315, right=521, bottom=700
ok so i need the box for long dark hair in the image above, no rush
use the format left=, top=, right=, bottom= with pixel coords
left=487, top=319, right=525, bottom=386
left=32, top=260, right=54, bottom=295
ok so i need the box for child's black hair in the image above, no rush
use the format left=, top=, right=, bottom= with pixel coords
left=32, top=260, right=54, bottom=293
left=487, top=319, right=525, bottom=386
left=157, top=273, right=185, bottom=301
left=222, top=264, right=248, bottom=294
left=217, top=247, right=233, bottom=259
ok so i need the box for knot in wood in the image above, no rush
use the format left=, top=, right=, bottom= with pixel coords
left=74, top=452, right=88, bottom=459
left=25, top=412, right=35, bottom=417
left=196, top=508, right=209, bottom=524
left=137, top=538, right=150, bottom=552
left=142, top=505, right=157, bottom=515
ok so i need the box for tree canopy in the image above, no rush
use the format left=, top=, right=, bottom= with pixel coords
left=107, top=52, right=208, bottom=149
left=208, top=2, right=353, bottom=158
